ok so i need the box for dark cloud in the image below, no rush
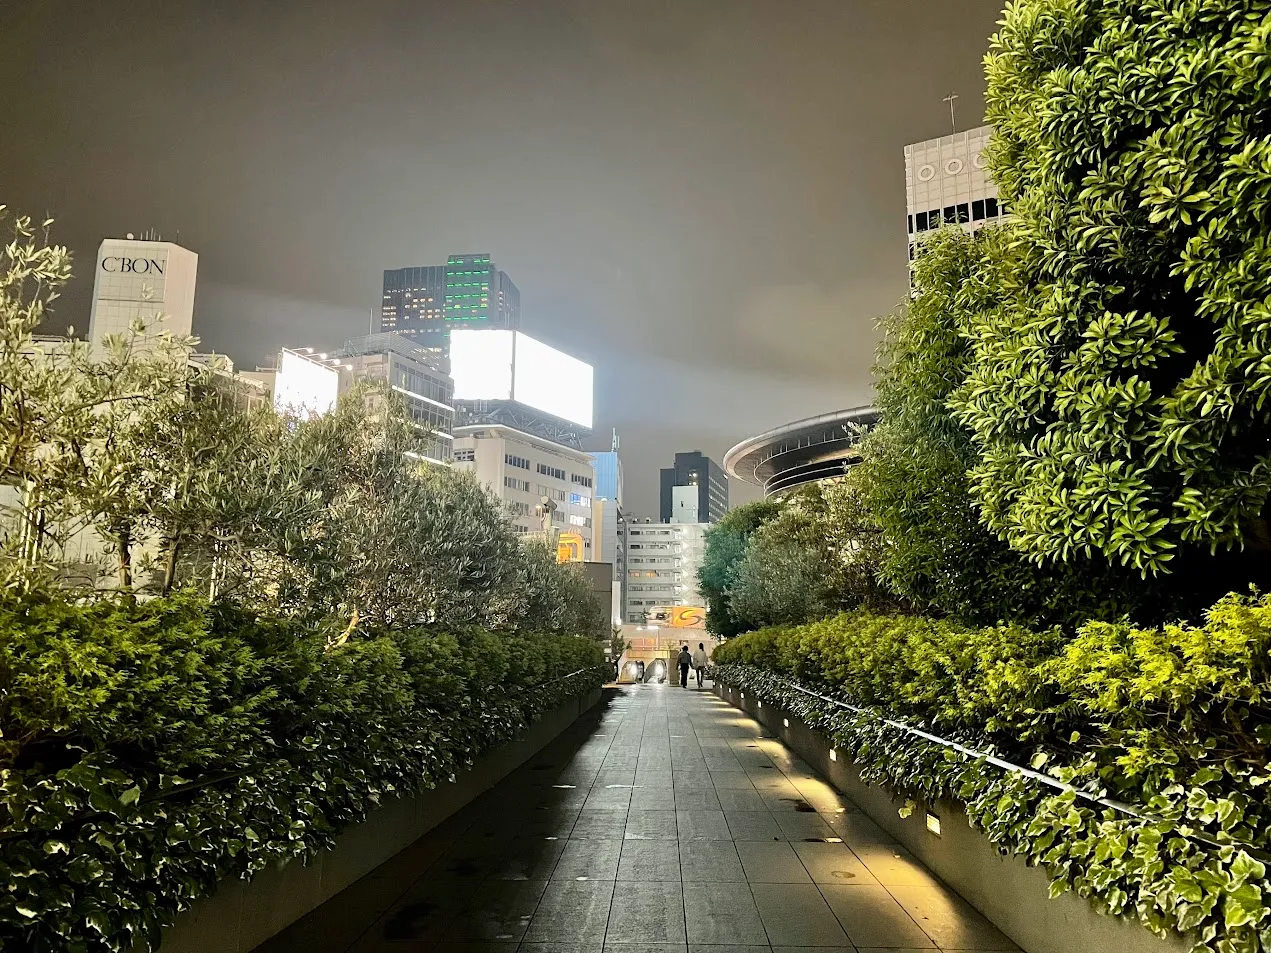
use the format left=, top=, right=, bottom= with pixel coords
left=0, top=0, right=1002, bottom=518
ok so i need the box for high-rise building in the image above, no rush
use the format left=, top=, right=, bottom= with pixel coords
left=378, top=253, right=520, bottom=362
left=87, top=236, right=198, bottom=350
left=659, top=451, right=729, bottom=523
left=621, top=519, right=708, bottom=624
left=378, top=265, right=447, bottom=348
left=443, top=253, right=520, bottom=329
left=904, top=125, right=1007, bottom=264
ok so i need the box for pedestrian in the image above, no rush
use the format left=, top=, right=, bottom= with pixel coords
left=676, top=645, right=692, bottom=689
left=692, top=642, right=709, bottom=688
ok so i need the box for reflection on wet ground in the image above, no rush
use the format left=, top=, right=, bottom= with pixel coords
left=257, top=683, right=1019, bottom=953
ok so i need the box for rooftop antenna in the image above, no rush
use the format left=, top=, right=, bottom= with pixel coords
left=611, top=427, right=620, bottom=452
left=943, top=92, right=959, bottom=133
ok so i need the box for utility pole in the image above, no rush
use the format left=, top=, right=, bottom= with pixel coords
left=943, top=92, right=959, bottom=133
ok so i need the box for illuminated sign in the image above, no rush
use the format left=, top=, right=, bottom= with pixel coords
left=449, top=329, right=593, bottom=428
left=274, top=349, right=340, bottom=418
left=512, top=333, right=594, bottom=428
left=646, top=605, right=706, bottom=628
left=450, top=329, right=514, bottom=401
left=556, top=531, right=584, bottom=563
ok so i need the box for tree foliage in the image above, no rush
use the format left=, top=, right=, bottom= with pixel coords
left=0, top=204, right=599, bottom=637
left=953, top=0, right=1271, bottom=575
left=726, top=483, right=894, bottom=631
left=856, top=228, right=1188, bottom=626
left=698, top=499, right=781, bottom=637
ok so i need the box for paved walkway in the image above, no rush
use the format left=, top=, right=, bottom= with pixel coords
left=260, top=683, right=1019, bottom=953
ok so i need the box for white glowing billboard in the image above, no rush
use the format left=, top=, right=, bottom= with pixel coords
left=273, top=349, right=340, bottom=418
left=450, top=330, right=594, bottom=428
left=450, top=329, right=514, bottom=401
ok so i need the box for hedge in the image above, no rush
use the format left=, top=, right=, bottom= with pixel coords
left=711, top=595, right=1271, bottom=952
left=0, top=592, right=608, bottom=953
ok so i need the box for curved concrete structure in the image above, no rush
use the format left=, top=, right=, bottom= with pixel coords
left=724, top=405, right=880, bottom=496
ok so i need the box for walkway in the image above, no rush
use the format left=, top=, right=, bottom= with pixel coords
left=259, top=683, right=1019, bottom=953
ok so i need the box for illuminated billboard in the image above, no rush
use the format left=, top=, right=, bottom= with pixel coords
left=511, top=333, right=594, bottom=428
left=273, top=349, right=340, bottom=418
left=450, top=329, right=514, bottom=401
left=449, top=330, right=593, bottom=429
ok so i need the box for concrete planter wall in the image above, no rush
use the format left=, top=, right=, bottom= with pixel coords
left=155, top=688, right=602, bottom=953
left=715, top=682, right=1188, bottom=953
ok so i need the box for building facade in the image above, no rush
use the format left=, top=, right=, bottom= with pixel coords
left=621, top=519, right=708, bottom=624
left=378, top=253, right=520, bottom=362
left=87, top=236, right=198, bottom=350
left=452, top=424, right=597, bottom=556
left=338, top=333, right=455, bottom=464
left=266, top=334, right=455, bottom=465
left=589, top=447, right=625, bottom=624
left=904, top=125, right=1006, bottom=263
left=378, top=265, right=447, bottom=349
left=659, top=451, right=729, bottom=523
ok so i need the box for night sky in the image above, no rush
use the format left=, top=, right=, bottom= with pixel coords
left=2, top=1, right=1002, bottom=519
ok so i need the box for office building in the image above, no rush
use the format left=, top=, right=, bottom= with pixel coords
left=904, top=125, right=1007, bottom=263
left=87, top=235, right=198, bottom=350
left=444, top=253, right=520, bottom=329
left=377, top=253, right=520, bottom=361
left=621, top=519, right=708, bottom=624
left=338, top=333, right=455, bottom=464
left=659, top=451, right=729, bottom=523
left=452, top=424, right=597, bottom=556
left=378, top=265, right=447, bottom=348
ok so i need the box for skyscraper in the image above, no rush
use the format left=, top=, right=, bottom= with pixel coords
left=378, top=265, right=447, bottom=349
left=904, top=125, right=1007, bottom=264
left=378, top=253, right=520, bottom=361
left=659, top=451, right=729, bottom=524
left=443, top=253, right=520, bottom=329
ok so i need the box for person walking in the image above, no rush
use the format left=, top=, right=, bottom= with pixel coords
left=676, top=645, right=692, bottom=689
left=692, top=642, right=709, bottom=688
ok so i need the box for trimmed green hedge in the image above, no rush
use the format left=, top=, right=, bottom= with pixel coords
left=712, top=595, right=1271, bottom=952
left=0, top=593, right=607, bottom=952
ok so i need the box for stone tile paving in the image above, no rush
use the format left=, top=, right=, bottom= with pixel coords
left=256, top=683, right=1020, bottom=953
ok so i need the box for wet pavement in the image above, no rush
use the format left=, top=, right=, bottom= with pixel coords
left=257, top=682, right=1019, bottom=953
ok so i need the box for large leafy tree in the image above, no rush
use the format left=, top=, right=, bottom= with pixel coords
left=726, top=482, right=895, bottom=632
left=858, top=227, right=1192, bottom=626
left=698, top=499, right=781, bottom=637
left=953, top=0, right=1271, bottom=577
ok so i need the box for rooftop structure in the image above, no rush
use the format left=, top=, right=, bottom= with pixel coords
left=723, top=406, right=880, bottom=496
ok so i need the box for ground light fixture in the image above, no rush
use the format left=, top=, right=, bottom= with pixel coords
left=829, top=749, right=837, bottom=762
left=783, top=718, right=790, bottom=727
left=926, top=811, right=942, bottom=837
